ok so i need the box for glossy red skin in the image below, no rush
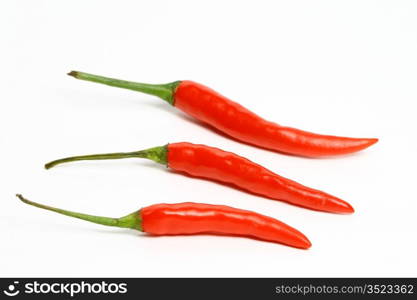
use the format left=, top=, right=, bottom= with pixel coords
left=174, top=81, right=377, bottom=157
left=167, top=143, right=353, bottom=213
left=141, top=202, right=311, bottom=249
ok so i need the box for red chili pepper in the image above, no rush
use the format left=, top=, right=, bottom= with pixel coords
left=45, top=142, right=354, bottom=213
left=16, top=194, right=311, bottom=249
left=68, top=71, right=378, bottom=157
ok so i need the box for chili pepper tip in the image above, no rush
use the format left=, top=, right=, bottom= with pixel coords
left=326, top=198, right=355, bottom=214
left=299, top=237, right=312, bottom=249
left=363, top=138, right=379, bottom=148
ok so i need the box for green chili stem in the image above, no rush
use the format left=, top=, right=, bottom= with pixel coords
left=17, top=194, right=142, bottom=231
left=68, top=71, right=181, bottom=105
left=44, top=145, right=168, bottom=169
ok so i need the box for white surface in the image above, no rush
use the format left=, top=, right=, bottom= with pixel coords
left=1, top=0, right=416, bottom=277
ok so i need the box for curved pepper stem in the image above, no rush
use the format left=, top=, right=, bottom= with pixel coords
left=68, top=71, right=181, bottom=105
left=45, top=145, right=168, bottom=169
left=17, top=194, right=142, bottom=231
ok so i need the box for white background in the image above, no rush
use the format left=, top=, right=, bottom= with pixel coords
left=1, top=0, right=416, bottom=277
